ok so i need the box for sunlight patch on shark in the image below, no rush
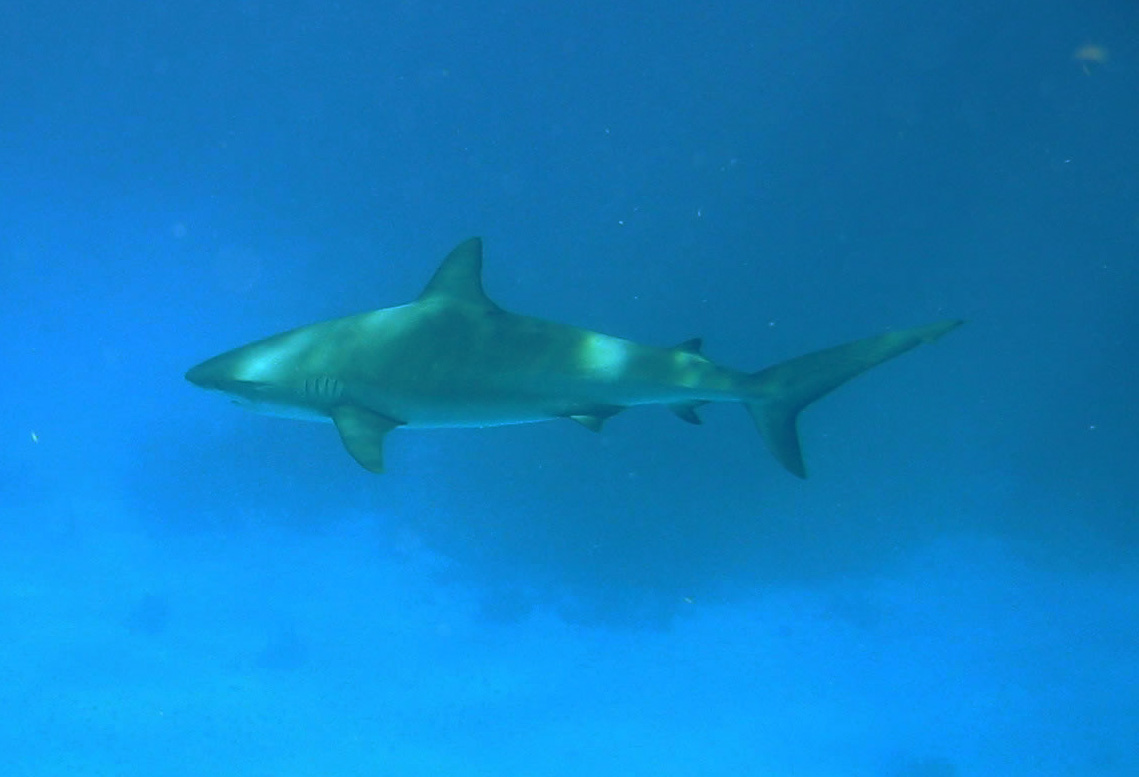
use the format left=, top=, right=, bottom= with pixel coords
left=578, top=334, right=630, bottom=381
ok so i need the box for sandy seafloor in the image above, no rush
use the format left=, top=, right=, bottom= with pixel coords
left=3, top=500, right=1135, bottom=776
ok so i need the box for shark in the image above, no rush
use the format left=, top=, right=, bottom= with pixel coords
left=186, top=237, right=961, bottom=477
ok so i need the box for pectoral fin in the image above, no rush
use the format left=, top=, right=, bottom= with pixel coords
left=565, top=405, right=625, bottom=432
left=669, top=401, right=706, bottom=425
left=331, top=406, right=405, bottom=473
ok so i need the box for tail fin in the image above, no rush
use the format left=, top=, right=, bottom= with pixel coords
left=745, top=319, right=962, bottom=478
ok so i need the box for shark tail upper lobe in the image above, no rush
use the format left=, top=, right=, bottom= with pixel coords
left=743, top=319, right=962, bottom=478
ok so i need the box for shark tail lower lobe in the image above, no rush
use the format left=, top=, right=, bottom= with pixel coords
left=744, top=319, right=962, bottom=478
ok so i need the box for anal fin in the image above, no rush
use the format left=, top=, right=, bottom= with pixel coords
left=331, top=405, right=404, bottom=473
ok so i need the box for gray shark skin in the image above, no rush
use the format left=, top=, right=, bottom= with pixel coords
left=186, top=237, right=961, bottom=477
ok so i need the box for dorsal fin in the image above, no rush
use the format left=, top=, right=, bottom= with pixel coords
left=673, top=338, right=703, bottom=355
left=418, top=237, right=498, bottom=309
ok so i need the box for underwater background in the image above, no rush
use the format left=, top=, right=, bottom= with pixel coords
left=1, top=1, right=1136, bottom=774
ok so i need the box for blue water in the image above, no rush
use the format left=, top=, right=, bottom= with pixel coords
left=2, top=1, right=1136, bottom=774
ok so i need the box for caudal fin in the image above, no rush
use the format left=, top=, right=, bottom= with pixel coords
left=745, top=319, right=962, bottom=478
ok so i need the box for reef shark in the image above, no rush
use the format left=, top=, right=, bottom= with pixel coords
left=186, top=237, right=960, bottom=476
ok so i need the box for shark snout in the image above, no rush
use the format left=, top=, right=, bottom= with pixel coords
left=185, top=359, right=222, bottom=388
left=185, top=353, right=238, bottom=390
left=184, top=362, right=209, bottom=387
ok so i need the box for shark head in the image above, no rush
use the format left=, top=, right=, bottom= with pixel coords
left=185, top=348, right=275, bottom=410
left=184, top=350, right=250, bottom=393
left=186, top=333, right=339, bottom=421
